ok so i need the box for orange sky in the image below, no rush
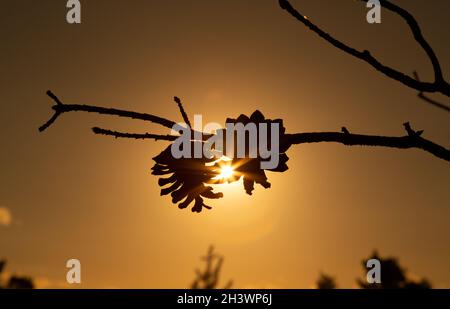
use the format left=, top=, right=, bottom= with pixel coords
left=0, top=0, right=449, bottom=288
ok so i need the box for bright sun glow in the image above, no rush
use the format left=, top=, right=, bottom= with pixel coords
left=218, top=165, right=234, bottom=179
left=210, top=156, right=236, bottom=181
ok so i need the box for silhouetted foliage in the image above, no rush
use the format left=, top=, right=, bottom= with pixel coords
left=313, top=251, right=432, bottom=289
left=0, top=259, right=34, bottom=289
left=0, top=260, right=5, bottom=273
left=316, top=272, right=337, bottom=289
left=6, top=276, right=34, bottom=289
left=357, top=251, right=431, bottom=289
left=191, top=246, right=232, bottom=289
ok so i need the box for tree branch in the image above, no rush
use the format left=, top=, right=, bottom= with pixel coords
left=417, top=93, right=450, bottom=113
left=278, top=0, right=450, bottom=99
left=284, top=122, right=450, bottom=162
left=92, top=127, right=178, bottom=141
left=94, top=123, right=450, bottom=162
left=40, top=90, right=211, bottom=140
left=39, top=90, right=177, bottom=132
left=375, top=0, right=443, bottom=84
left=39, top=92, right=449, bottom=162
left=413, top=71, right=450, bottom=112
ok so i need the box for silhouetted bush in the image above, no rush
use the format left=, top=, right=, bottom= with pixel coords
left=0, top=259, right=35, bottom=289
left=316, top=272, right=337, bottom=289
left=191, top=246, right=232, bottom=289
left=357, top=250, right=431, bottom=289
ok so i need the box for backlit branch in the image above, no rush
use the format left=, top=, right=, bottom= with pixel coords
left=284, top=122, right=450, bottom=162
left=278, top=0, right=450, bottom=111
left=413, top=71, right=450, bottom=112
left=39, top=91, right=450, bottom=162
left=92, top=127, right=178, bottom=141
left=39, top=90, right=208, bottom=138
left=39, top=90, right=177, bottom=132
left=174, top=96, right=192, bottom=128
left=100, top=121, right=450, bottom=162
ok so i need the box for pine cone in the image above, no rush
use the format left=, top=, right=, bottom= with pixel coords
left=152, top=142, right=223, bottom=212
left=220, top=110, right=290, bottom=195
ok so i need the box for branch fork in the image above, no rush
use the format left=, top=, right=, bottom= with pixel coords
left=279, top=0, right=450, bottom=112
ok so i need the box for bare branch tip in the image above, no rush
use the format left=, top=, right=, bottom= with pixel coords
left=279, top=0, right=287, bottom=8
left=403, top=122, right=423, bottom=137
left=91, top=127, right=101, bottom=134
left=173, top=96, right=192, bottom=127
left=46, top=90, right=62, bottom=105
left=39, top=90, right=65, bottom=132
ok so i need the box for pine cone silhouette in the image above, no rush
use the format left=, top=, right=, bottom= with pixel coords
left=152, top=111, right=291, bottom=211
left=219, top=110, right=290, bottom=195
left=152, top=141, right=223, bottom=212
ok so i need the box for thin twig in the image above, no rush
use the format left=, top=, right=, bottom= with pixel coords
left=92, top=127, right=178, bottom=141
left=39, top=90, right=177, bottom=132
left=417, top=93, right=450, bottom=112
left=174, top=96, right=192, bottom=128
left=413, top=71, right=450, bottom=112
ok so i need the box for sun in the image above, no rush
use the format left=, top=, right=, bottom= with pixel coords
left=210, top=156, right=236, bottom=181
left=218, top=165, right=234, bottom=180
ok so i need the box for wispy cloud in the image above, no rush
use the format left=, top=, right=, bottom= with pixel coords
left=0, top=207, right=12, bottom=226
